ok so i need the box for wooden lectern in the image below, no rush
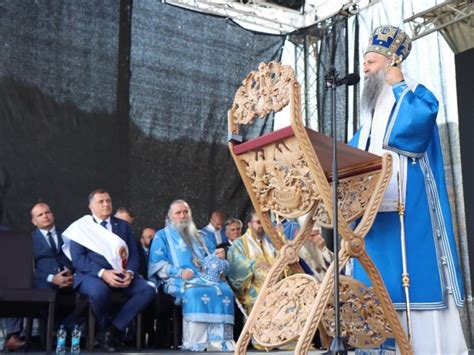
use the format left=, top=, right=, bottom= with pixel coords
left=227, top=62, right=412, bottom=354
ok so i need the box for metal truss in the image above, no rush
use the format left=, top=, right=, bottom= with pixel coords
left=164, top=0, right=381, bottom=34
left=162, top=1, right=383, bottom=129
left=164, top=0, right=306, bottom=33
left=287, top=2, right=382, bottom=130
left=292, top=35, right=319, bottom=129
left=404, top=0, right=473, bottom=41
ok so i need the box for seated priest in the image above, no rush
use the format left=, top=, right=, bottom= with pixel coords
left=298, top=226, right=333, bottom=283
left=227, top=211, right=277, bottom=314
left=148, top=199, right=235, bottom=352
left=200, top=210, right=227, bottom=249
left=278, top=220, right=333, bottom=283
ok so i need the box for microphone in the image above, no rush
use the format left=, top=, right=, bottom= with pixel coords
left=336, top=73, right=360, bottom=86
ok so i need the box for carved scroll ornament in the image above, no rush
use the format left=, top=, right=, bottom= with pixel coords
left=238, top=136, right=381, bottom=222
left=250, top=274, right=392, bottom=349
left=231, top=61, right=295, bottom=128
left=251, top=274, right=320, bottom=347
left=322, top=276, right=393, bottom=348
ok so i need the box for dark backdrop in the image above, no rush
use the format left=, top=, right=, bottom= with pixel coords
left=0, top=0, right=284, bottom=233
left=456, top=48, right=474, bottom=295
left=317, top=17, right=349, bottom=141
left=0, top=0, right=124, bottom=230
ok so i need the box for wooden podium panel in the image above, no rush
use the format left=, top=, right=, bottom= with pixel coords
left=233, top=125, right=382, bottom=181
left=228, top=61, right=412, bottom=355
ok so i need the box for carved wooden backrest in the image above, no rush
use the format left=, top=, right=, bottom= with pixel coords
left=229, top=61, right=295, bottom=136
left=229, top=61, right=383, bottom=230
left=228, top=61, right=412, bottom=354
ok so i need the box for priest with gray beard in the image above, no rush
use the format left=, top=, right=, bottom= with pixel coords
left=350, top=25, right=467, bottom=354
left=148, top=199, right=235, bottom=352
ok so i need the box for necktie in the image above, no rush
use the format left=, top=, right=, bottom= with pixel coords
left=100, top=220, right=108, bottom=229
left=47, top=231, right=57, bottom=254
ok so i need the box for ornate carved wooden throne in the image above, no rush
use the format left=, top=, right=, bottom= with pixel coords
left=227, top=62, right=412, bottom=354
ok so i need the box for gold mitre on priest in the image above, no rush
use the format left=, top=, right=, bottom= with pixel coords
left=366, top=25, right=412, bottom=62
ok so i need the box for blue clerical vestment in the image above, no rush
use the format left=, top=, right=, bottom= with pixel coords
left=350, top=81, right=464, bottom=310
left=148, top=226, right=234, bottom=324
left=201, top=224, right=227, bottom=250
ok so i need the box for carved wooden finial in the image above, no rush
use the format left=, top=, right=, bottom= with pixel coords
left=230, top=61, right=295, bottom=129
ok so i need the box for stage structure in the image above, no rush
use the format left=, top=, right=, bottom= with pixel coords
left=227, top=62, right=412, bottom=354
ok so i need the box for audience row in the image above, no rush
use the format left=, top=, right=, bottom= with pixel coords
left=1, top=188, right=332, bottom=352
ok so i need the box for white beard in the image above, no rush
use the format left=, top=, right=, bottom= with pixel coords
left=172, top=219, right=200, bottom=248
left=361, top=69, right=386, bottom=115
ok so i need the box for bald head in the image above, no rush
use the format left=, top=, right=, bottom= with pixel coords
left=210, top=210, right=224, bottom=230
left=115, top=207, right=134, bottom=224
left=141, top=227, right=156, bottom=248
left=31, top=202, right=55, bottom=231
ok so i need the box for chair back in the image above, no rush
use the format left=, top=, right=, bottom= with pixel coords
left=228, top=61, right=384, bottom=246
left=227, top=62, right=413, bottom=355
left=0, top=231, right=34, bottom=288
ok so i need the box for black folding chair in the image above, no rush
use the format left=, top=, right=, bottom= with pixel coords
left=0, top=231, right=56, bottom=352
left=79, top=291, right=143, bottom=352
left=154, top=284, right=181, bottom=349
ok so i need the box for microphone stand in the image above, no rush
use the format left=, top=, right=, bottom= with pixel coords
left=324, top=66, right=348, bottom=355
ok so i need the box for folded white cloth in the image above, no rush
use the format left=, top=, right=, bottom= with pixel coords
left=62, top=215, right=128, bottom=271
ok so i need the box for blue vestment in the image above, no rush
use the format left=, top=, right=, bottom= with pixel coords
left=148, top=225, right=234, bottom=324
left=227, top=230, right=277, bottom=313
left=350, top=81, right=464, bottom=310
left=201, top=224, right=227, bottom=249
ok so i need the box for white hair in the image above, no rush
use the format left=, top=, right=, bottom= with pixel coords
left=167, top=199, right=201, bottom=248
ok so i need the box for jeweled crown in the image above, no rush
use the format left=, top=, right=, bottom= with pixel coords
left=201, top=254, right=229, bottom=283
left=366, top=25, right=412, bottom=62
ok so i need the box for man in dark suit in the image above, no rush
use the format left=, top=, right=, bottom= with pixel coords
left=30, top=202, right=80, bottom=341
left=67, top=189, right=155, bottom=352
left=3, top=203, right=75, bottom=351
left=137, top=227, right=155, bottom=278
left=114, top=207, right=135, bottom=225
left=31, top=203, right=74, bottom=289
left=216, top=218, right=242, bottom=258
left=136, top=227, right=155, bottom=344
